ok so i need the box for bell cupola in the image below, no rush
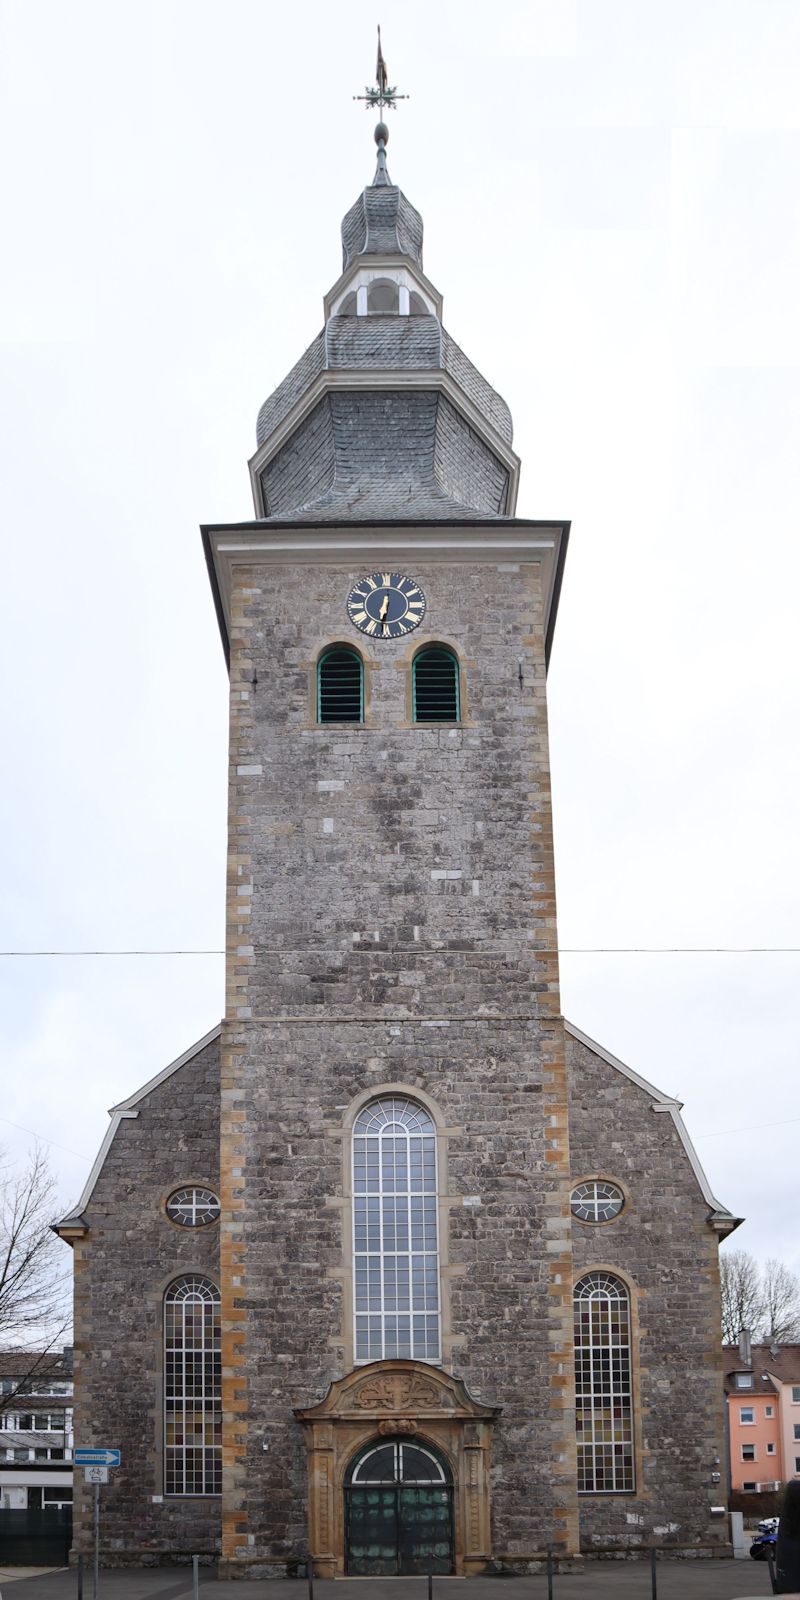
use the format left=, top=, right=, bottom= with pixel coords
left=249, top=108, right=520, bottom=522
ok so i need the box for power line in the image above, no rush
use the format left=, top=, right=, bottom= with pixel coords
left=493, top=944, right=791, bottom=953
left=694, top=1114, right=800, bottom=1140
left=0, top=949, right=225, bottom=957
left=0, top=1116, right=90, bottom=1161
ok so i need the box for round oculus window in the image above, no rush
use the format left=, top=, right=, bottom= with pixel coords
left=165, top=1186, right=221, bottom=1227
left=570, top=1179, right=624, bottom=1223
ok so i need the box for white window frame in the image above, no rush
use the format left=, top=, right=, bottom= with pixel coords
left=767, top=1442, right=776, bottom=1455
left=574, top=1271, right=635, bottom=1494
left=736, top=1373, right=754, bottom=1388
left=164, top=1275, right=221, bottom=1497
left=165, top=1186, right=220, bottom=1228
left=741, top=1443, right=757, bottom=1462
left=352, top=1097, right=441, bottom=1364
left=570, top=1179, right=624, bottom=1223
left=765, top=1405, right=774, bottom=1417
left=740, top=1407, right=755, bottom=1425
left=793, top=1386, right=800, bottom=1403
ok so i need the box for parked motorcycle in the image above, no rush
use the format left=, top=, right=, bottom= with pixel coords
left=750, top=1516, right=779, bottom=1561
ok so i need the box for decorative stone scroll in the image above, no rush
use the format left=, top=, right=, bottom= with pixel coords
left=295, top=1359, right=500, bottom=1578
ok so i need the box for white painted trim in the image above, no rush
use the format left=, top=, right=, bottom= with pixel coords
left=56, top=1024, right=222, bottom=1228
left=205, top=523, right=566, bottom=672
left=328, top=265, right=434, bottom=319
left=248, top=368, right=520, bottom=519
left=564, top=1020, right=740, bottom=1228
left=324, top=254, right=443, bottom=322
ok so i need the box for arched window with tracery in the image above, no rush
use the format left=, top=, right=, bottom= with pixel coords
left=573, top=1271, right=634, bottom=1493
left=352, top=1097, right=440, bottom=1363
left=164, top=1275, right=221, bottom=1496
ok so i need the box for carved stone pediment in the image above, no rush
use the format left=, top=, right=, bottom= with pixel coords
left=294, top=1361, right=500, bottom=1578
left=294, top=1359, right=499, bottom=1424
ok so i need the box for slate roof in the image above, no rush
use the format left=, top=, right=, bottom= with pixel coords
left=252, top=169, right=515, bottom=524
left=262, top=478, right=508, bottom=524
left=255, top=317, right=513, bottom=451
left=258, top=390, right=511, bottom=523
left=341, top=184, right=424, bottom=271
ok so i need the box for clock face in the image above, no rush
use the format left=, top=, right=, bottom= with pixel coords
left=346, top=572, right=426, bottom=639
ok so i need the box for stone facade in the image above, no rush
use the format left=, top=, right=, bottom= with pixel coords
left=57, top=136, right=738, bottom=1575
left=67, top=1036, right=221, bottom=1560
left=217, top=553, right=576, bottom=1571
left=566, top=1028, right=729, bottom=1550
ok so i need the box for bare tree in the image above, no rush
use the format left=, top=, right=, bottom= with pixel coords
left=760, top=1258, right=800, bottom=1343
left=0, top=1145, right=71, bottom=1408
left=720, top=1248, right=764, bottom=1345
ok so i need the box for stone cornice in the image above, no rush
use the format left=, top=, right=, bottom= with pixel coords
left=247, top=369, right=521, bottom=519
left=202, top=518, right=569, bottom=673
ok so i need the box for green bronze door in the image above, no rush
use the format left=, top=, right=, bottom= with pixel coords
left=345, top=1439, right=454, bottom=1575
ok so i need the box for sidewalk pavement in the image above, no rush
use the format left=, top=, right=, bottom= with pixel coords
left=0, top=1563, right=777, bottom=1600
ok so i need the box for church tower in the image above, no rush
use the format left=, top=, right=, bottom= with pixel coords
left=58, top=62, right=738, bottom=1577
left=203, top=112, right=576, bottom=1572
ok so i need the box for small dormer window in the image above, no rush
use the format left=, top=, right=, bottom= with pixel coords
left=367, top=278, right=399, bottom=314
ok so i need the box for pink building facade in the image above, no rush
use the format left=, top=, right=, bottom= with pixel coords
left=724, top=1343, right=800, bottom=1494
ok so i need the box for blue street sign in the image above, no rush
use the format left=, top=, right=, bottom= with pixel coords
left=74, top=1449, right=121, bottom=1466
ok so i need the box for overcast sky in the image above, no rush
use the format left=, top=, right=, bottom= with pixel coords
left=1, top=0, right=798, bottom=1283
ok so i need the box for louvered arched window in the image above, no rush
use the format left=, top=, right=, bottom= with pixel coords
left=574, top=1272, right=634, bottom=1493
left=352, top=1097, right=440, bottom=1363
left=412, top=646, right=460, bottom=723
left=317, top=647, right=363, bottom=723
left=164, top=1276, right=221, bottom=1496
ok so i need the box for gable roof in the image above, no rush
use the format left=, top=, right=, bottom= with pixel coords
left=54, top=1024, right=222, bottom=1233
left=565, top=1020, right=742, bottom=1234
left=724, top=1343, right=800, bottom=1392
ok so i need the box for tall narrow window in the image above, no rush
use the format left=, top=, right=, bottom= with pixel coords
left=412, top=647, right=460, bottom=723
left=318, top=647, right=363, bottom=723
left=352, top=1097, right=440, bottom=1363
left=164, top=1276, right=221, bottom=1496
left=574, top=1272, right=634, bottom=1493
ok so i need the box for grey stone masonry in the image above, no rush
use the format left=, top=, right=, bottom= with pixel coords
left=220, top=550, right=577, bottom=1566
left=566, top=1029, right=729, bottom=1552
left=70, top=1036, right=221, bottom=1560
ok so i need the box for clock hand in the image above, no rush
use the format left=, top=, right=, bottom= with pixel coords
left=378, top=593, right=390, bottom=634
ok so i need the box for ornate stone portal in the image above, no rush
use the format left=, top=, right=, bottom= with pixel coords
left=295, top=1361, right=500, bottom=1576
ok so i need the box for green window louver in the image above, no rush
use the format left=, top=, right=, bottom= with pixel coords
left=412, top=646, right=460, bottom=723
left=317, top=647, right=363, bottom=723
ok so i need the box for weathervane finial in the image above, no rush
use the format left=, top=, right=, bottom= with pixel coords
left=353, top=26, right=408, bottom=117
